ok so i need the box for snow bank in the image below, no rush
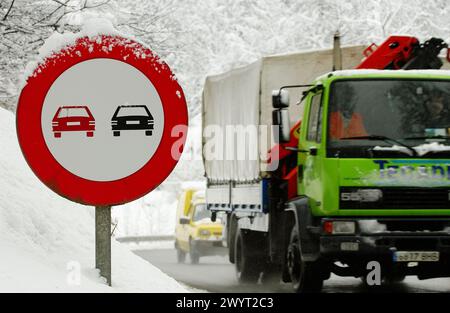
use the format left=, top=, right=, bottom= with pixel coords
left=113, top=189, right=178, bottom=237
left=0, top=107, right=186, bottom=292
left=112, top=181, right=206, bottom=238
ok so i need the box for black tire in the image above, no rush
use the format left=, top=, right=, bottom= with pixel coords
left=234, top=229, right=262, bottom=284
left=176, top=247, right=186, bottom=263
left=189, top=240, right=200, bottom=264
left=145, top=130, right=152, bottom=136
left=113, top=131, right=120, bottom=137
left=228, top=214, right=238, bottom=264
left=261, top=264, right=281, bottom=285
left=286, top=227, right=323, bottom=293
left=382, top=271, right=406, bottom=284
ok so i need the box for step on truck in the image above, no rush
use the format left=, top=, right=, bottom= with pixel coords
left=202, top=35, right=450, bottom=292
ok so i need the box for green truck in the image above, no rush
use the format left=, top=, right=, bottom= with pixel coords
left=202, top=36, right=450, bottom=292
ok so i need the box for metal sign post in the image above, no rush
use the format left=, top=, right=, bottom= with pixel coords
left=95, top=206, right=111, bottom=286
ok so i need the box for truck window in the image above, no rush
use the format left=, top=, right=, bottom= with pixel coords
left=192, top=203, right=210, bottom=222
left=307, top=93, right=323, bottom=142
left=328, top=79, right=450, bottom=157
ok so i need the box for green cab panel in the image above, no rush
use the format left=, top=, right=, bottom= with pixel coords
left=298, top=72, right=450, bottom=217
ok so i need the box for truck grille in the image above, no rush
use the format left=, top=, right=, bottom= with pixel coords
left=340, top=187, right=450, bottom=210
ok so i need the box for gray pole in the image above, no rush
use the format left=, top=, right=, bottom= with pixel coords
left=95, top=206, right=112, bottom=286
left=333, top=30, right=343, bottom=71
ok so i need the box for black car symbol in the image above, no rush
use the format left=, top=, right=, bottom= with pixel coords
left=111, top=105, right=154, bottom=137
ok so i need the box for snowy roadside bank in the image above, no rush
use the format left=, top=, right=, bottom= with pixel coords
left=0, top=107, right=187, bottom=292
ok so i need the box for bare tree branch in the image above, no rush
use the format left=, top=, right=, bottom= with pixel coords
left=2, top=0, right=15, bottom=21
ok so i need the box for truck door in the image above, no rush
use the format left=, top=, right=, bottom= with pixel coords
left=299, top=91, right=325, bottom=211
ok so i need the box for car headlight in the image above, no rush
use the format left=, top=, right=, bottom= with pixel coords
left=341, top=189, right=383, bottom=202
left=199, top=229, right=211, bottom=236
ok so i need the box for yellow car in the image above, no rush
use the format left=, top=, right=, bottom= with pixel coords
left=175, top=189, right=225, bottom=264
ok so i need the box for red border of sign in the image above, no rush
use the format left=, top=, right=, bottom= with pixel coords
left=17, top=35, right=188, bottom=206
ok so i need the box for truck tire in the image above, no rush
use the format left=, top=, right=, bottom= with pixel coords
left=286, top=227, right=323, bottom=293
left=189, top=239, right=200, bottom=265
left=385, top=273, right=406, bottom=283
left=228, top=214, right=238, bottom=264
left=234, top=229, right=262, bottom=284
left=261, top=264, right=281, bottom=285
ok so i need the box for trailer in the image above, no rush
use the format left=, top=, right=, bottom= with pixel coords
left=202, top=36, right=450, bottom=292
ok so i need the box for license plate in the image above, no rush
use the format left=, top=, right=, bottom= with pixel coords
left=67, top=121, right=80, bottom=126
left=393, top=251, right=440, bottom=262
left=340, top=242, right=359, bottom=251
left=126, top=120, right=140, bottom=125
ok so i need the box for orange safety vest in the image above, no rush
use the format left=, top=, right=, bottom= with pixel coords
left=329, top=112, right=368, bottom=140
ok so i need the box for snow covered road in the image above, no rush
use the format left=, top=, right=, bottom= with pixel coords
left=135, top=248, right=450, bottom=293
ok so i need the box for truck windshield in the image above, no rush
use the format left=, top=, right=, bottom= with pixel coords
left=328, top=79, right=450, bottom=158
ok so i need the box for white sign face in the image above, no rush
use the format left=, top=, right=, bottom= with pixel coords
left=41, top=58, right=164, bottom=182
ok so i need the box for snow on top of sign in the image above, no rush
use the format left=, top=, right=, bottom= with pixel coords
left=22, top=18, right=117, bottom=84
left=21, top=17, right=169, bottom=88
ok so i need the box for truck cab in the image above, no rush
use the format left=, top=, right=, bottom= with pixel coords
left=275, top=70, right=450, bottom=291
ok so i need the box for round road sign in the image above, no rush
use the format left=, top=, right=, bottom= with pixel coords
left=17, top=35, right=188, bottom=206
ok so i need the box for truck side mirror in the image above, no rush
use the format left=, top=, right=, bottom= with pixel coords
left=272, top=109, right=290, bottom=143
left=272, top=89, right=290, bottom=109
left=179, top=217, right=191, bottom=225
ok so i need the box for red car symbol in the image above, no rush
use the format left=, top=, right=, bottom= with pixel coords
left=52, top=106, right=95, bottom=138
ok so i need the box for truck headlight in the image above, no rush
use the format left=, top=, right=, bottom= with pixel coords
left=324, top=221, right=356, bottom=235
left=341, top=189, right=383, bottom=202
left=199, top=229, right=211, bottom=236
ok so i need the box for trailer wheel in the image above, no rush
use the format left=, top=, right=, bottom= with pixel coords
left=287, top=227, right=323, bottom=293
left=235, top=229, right=261, bottom=284
left=228, top=214, right=238, bottom=264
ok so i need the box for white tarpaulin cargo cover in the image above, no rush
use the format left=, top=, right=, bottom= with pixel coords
left=202, top=45, right=368, bottom=183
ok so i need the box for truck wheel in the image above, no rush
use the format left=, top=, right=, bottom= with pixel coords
left=228, top=214, right=238, bottom=264
left=176, top=248, right=186, bottom=263
left=287, top=227, right=323, bottom=293
left=87, top=131, right=94, bottom=137
left=261, top=264, right=281, bottom=285
left=234, top=229, right=261, bottom=284
left=113, top=131, right=120, bottom=137
left=145, top=130, right=152, bottom=136
left=54, top=132, right=61, bottom=138
left=385, top=273, right=406, bottom=283
left=189, top=240, right=200, bottom=264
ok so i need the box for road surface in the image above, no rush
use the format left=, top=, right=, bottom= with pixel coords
left=134, top=248, right=450, bottom=293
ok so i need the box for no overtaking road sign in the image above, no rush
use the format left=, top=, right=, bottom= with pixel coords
left=16, top=31, right=188, bottom=286
left=17, top=35, right=188, bottom=206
